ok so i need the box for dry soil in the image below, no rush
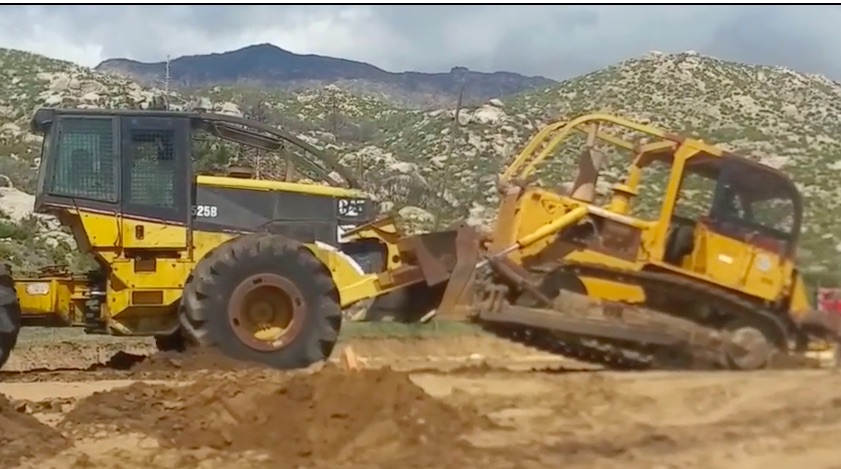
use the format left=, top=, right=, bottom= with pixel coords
left=1, top=327, right=840, bottom=469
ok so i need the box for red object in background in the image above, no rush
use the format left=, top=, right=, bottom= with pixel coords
left=817, top=287, right=841, bottom=317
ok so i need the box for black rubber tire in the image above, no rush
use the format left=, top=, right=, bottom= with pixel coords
left=154, top=330, right=186, bottom=352
left=179, top=233, right=342, bottom=369
left=0, top=263, right=21, bottom=370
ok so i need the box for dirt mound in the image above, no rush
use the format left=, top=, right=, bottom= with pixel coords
left=62, top=366, right=494, bottom=465
left=0, top=394, right=70, bottom=467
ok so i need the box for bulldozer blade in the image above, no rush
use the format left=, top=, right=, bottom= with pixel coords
left=794, top=309, right=841, bottom=344
left=792, top=309, right=841, bottom=367
left=360, top=282, right=446, bottom=323
left=434, top=225, right=483, bottom=319
left=392, top=223, right=484, bottom=321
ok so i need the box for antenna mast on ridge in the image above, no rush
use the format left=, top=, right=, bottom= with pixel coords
left=433, top=68, right=469, bottom=230
left=164, top=55, right=171, bottom=110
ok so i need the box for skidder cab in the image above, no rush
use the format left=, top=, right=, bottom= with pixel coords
left=427, top=113, right=839, bottom=370
left=31, top=108, right=377, bottom=241
left=21, top=108, right=433, bottom=369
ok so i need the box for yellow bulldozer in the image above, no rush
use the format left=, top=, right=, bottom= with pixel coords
left=418, top=113, right=841, bottom=370
left=7, top=108, right=839, bottom=372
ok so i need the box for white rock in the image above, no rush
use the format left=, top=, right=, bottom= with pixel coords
left=50, top=75, right=72, bottom=92
left=388, top=162, right=417, bottom=174
left=398, top=206, right=434, bottom=223
left=79, top=81, right=107, bottom=95
left=195, top=97, right=213, bottom=111
left=473, top=106, right=505, bottom=125
left=43, top=94, right=64, bottom=106
left=219, top=102, right=242, bottom=117
left=0, top=123, right=21, bottom=135
left=80, top=92, right=101, bottom=102
left=0, top=186, right=35, bottom=221
left=457, top=111, right=472, bottom=126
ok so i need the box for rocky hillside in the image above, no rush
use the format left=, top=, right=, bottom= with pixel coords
left=3, top=47, right=841, bottom=284
left=95, top=43, right=556, bottom=109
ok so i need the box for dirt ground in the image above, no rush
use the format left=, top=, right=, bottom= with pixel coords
left=2, top=327, right=841, bottom=469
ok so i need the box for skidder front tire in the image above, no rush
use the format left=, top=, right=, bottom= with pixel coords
left=180, top=233, right=342, bottom=370
left=0, top=263, right=21, bottom=370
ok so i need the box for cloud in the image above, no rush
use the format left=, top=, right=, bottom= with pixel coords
left=0, top=5, right=839, bottom=80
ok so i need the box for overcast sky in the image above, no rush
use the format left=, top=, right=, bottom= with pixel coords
left=0, top=5, right=838, bottom=81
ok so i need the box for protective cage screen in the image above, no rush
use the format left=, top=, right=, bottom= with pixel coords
left=127, top=129, right=176, bottom=210
left=49, top=118, right=117, bottom=202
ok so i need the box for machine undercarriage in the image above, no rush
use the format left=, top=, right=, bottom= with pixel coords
left=474, top=262, right=820, bottom=371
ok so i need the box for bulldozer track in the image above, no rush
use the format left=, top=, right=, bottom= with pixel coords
left=475, top=260, right=817, bottom=371
left=482, top=323, right=656, bottom=370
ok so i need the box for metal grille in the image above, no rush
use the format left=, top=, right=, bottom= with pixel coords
left=128, top=130, right=176, bottom=209
left=49, top=118, right=116, bottom=202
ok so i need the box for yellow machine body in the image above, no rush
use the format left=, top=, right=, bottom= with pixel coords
left=18, top=209, right=414, bottom=335
left=16, top=107, right=836, bottom=369
left=17, top=108, right=437, bottom=340
left=427, top=113, right=836, bottom=366
left=492, top=126, right=801, bottom=310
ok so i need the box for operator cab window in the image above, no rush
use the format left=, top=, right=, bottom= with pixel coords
left=672, top=158, right=718, bottom=223
left=708, top=161, right=798, bottom=254
left=48, top=117, right=117, bottom=202
left=127, top=129, right=176, bottom=209
left=120, top=116, right=189, bottom=223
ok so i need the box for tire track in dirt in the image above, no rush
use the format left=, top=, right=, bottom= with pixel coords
left=501, top=370, right=841, bottom=469
left=1, top=334, right=592, bottom=383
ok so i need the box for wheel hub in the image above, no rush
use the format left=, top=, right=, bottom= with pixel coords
left=227, top=273, right=306, bottom=352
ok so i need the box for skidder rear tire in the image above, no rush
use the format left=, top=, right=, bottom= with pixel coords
left=180, top=233, right=342, bottom=370
left=0, top=263, right=21, bottom=370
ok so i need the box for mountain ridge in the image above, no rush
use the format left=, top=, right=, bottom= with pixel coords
left=94, top=43, right=557, bottom=108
